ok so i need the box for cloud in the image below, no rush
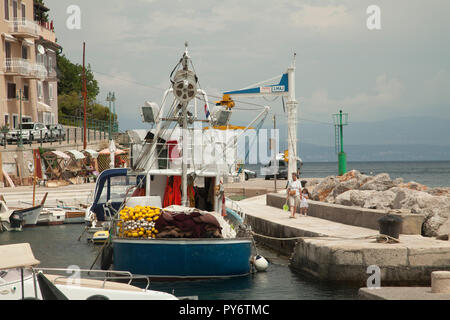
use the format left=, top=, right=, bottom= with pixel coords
left=290, top=4, right=356, bottom=30
left=300, top=75, right=404, bottom=121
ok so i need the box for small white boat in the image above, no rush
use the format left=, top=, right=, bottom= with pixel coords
left=0, top=243, right=178, bottom=300
left=0, top=194, right=48, bottom=231
left=37, top=208, right=66, bottom=226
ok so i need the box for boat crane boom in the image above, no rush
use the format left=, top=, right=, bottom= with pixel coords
left=218, top=59, right=298, bottom=177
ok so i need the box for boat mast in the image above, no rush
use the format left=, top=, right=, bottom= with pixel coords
left=287, top=53, right=298, bottom=178
left=175, top=42, right=197, bottom=207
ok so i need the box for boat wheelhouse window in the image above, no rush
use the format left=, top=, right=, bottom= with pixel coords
left=109, top=175, right=138, bottom=202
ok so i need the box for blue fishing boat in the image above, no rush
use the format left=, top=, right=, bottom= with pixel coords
left=86, top=168, right=253, bottom=279
left=83, top=44, right=290, bottom=279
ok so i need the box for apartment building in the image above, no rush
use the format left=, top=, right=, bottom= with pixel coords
left=0, top=0, right=60, bottom=129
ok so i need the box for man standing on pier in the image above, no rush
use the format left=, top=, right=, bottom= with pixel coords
left=287, top=172, right=302, bottom=218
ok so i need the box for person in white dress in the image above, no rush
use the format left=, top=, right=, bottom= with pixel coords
left=300, top=188, right=310, bottom=216
left=286, top=173, right=302, bottom=219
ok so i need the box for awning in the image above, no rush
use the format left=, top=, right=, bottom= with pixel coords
left=22, top=38, right=34, bottom=47
left=0, top=243, right=40, bottom=269
left=99, top=148, right=126, bottom=155
left=65, top=150, right=85, bottom=160
left=82, top=149, right=99, bottom=159
left=37, top=101, right=52, bottom=113
left=2, top=33, right=17, bottom=43
left=51, top=150, right=70, bottom=160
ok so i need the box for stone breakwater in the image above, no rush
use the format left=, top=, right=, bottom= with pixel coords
left=305, top=170, right=450, bottom=237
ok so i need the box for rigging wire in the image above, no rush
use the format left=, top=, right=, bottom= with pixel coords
left=92, top=69, right=334, bottom=126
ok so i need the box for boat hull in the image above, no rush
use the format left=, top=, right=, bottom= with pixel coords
left=18, top=206, right=43, bottom=226
left=113, top=238, right=252, bottom=279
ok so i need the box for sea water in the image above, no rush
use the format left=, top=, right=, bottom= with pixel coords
left=247, top=161, right=450, bottom=187
left=0, top=224, right=357, bottom=300
left=1, top=161, right=448, bottom=300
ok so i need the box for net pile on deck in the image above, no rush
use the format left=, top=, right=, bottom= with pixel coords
left=118, top=205, right=236, bottom=239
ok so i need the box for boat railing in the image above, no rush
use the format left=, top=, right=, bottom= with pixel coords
left=151, top=141, right=236, bottom=172
left=225, top=197, right=245, bottom=220
left=32, top=267, right=151, bottom=291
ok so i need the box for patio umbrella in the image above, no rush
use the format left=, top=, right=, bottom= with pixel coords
left=109, top=140, right=116, bottom=169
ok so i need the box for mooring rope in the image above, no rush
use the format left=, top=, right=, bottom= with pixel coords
left=250, top=231, right=401, bottom=244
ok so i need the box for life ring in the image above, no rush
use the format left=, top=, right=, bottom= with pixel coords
left=100, top=244, right=113, bottom=270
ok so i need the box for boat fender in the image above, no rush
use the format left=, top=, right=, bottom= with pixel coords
left=100, top=244, right=114, bottom=270
left=86, top=295, right=109, bottom=300
left=253, top=255, right=269, bottom=272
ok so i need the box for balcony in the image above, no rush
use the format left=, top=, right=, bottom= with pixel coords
left=8, top=20, right=40, bottom=38
left=4, top=58, right=48, bottom=79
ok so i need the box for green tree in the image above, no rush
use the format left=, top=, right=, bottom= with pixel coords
left=57, top=51, right=118, bottom=127
left=34, top=0, right=49, bottom=23
left=57, top=53, right=99, bottom=101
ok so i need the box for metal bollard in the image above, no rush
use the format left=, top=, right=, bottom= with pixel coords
left=40, top=130, right=43, bottom=148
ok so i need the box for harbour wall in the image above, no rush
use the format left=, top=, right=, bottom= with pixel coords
left=242, top=193, right=450, bottom=286
left=265, top=193, right=425, bottom=235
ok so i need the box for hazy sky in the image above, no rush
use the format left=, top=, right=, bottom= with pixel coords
left=45, top=0, right=450, bottom=145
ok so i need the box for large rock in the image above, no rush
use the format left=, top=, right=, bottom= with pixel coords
left=397, top=181, right=428, bottom=192
left=348, top=190, right=379, bottom=207
left=311, top=176, right=339, bottom=202
left=337, top=170, right=362, bottom=183
left=335, top=191, right=352, bottom=206
left=303, top=178, right=322, bottom=194
left=332, top=178, right=361, bottom=199
left=390, top=187, right=450, bottom=236
left=363, top=190, right=397, bottom=210
left=360, top=173, right=394, bottom=191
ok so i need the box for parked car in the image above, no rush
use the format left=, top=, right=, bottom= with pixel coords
left=46, top=124, right=66, bottom=141
left=261, top=158, right=302, bottom=180
left=6, top=123, right=50, bottom=144
left=243, top=169, right=257, bottom=180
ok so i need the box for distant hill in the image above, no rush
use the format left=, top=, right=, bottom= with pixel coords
left=298, top=143, right=450, bottom=162
left=295, top=116, right=450, bottom=147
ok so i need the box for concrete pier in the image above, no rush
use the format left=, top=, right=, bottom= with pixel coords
left=358, top=287, right=450, bottom=300
left=239, top=193, right=450, bottom=286
left=266, top=193, right=425, bottom=235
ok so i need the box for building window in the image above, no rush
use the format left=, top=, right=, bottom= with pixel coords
left=22, top=45, right=27, bottom=59
left=5, top=41, right=11, bottom=59
left=12, top=114, right=18, bottom=129
left=4, top=114, right=10, bottom=128
left=48, top=56, right=53, bottom=72
left=7, top=83, right=16, bottom=100
left=22, top=116, right=31, bottom=123
left=49, top=83, right=53, bottom=101
left=23, top=84, right=29, bottom=101
left=21, top=2, right=24, bottom=23
left=37, top=81, right=43, bottom=99
left=4, top=0, right=9, bottom=20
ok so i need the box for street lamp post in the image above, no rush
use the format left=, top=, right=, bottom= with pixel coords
left=111, top=92, right=116, bottom=133
left=106, top=92, right=112, bottom=140
left=16, top=89, right=24, bottom=148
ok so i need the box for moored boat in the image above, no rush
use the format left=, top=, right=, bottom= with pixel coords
left=0, top=243, right=178, bottom=300
left=85, top=46, right=265, bottom=279
left=0, top=193, right=48, bottom=232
